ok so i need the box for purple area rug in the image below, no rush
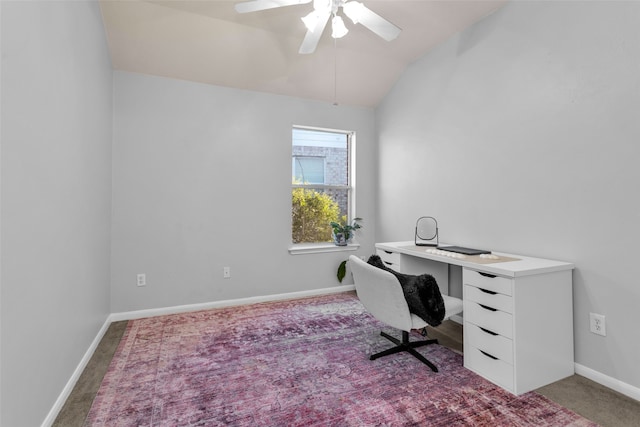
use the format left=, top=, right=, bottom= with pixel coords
left=85, top=292, right=596, bottom=426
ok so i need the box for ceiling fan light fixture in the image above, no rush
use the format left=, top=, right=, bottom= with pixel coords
left=236, top=0, right=401, bottom=54
left=314, top=0, right=332, bottom=13
left=331, top=15, right=349, bottom=38
left=342, top=1, right=364, bottom=24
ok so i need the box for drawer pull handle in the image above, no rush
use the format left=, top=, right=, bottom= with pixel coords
left=384, top=250, right=393, bottom=254
left=384, top=261, right=393, bottom=266
left=479, top=350, right=499, bottom=360
left=479, top=327, right=498, bottom=336
left=478, top=288, right=497, bottom=295
left=478, top=303, right=497, bottom=312
left=479, top=272, right=497, bottom=278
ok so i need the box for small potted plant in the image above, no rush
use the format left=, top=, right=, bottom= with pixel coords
left=330, top=217, right=362, bottom=246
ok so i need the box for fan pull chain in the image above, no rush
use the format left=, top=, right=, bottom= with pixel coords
left=333, top=37, right=338, bottom=106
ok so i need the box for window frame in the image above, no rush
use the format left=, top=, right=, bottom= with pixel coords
left=289, top=125, right=359, bottom=255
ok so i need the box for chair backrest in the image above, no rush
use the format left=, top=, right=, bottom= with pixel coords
left=349, top=255, right=413, bottom=332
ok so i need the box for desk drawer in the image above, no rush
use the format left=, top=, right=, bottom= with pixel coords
left=466, top=323, right=513, bottom=365
left=464, top=269, right=513, bottom=296
left=376, top=249, right=401, bottom=270
left=464, top=301, right=513, bottom=339
left=464, top=284, right=513, bottom=314
left=465, top=346, right=514, bottom=392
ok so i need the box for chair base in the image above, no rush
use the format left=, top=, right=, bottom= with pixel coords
left=370, top=330, right=439, bottom=372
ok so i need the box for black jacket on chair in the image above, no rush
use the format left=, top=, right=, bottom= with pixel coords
left=367, top=255, right=446, bottom=327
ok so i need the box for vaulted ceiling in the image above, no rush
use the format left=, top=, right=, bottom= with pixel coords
left=100, top=0, right=507, bottom=107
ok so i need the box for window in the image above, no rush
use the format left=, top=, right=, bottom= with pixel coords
left=293, top=156, right=325, bottom=184
left=292, top=127, right=354, bottom=244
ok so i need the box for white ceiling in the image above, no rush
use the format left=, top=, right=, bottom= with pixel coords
left=100, top=0, right=507, bottom=107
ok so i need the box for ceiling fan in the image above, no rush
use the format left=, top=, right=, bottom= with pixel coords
left=234, top=0, right=401, bottom=54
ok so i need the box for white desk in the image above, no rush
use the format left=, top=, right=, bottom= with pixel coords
left=375, top=241, right=575, bottom=395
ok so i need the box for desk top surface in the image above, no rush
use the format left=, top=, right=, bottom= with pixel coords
left=376, top=241, right=574, bottom=278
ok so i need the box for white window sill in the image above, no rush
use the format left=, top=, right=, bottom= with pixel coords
left=289, top=242, right=360, bottom=255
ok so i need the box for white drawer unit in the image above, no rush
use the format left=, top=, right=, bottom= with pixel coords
left=464, top=270, right=516, bottom=392
left=463, top=267, right=574, bottom=395
left=376, top=249, right=401, bottom=271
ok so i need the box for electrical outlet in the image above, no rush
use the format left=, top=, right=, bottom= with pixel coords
left=589, top=312, right=606, bottom=336
left=137, top=273, right=146, bottom=287
left=223, top=266, right=231, bottom=279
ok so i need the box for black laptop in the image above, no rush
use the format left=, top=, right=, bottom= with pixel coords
left=437, top=246, right=491, bottom=256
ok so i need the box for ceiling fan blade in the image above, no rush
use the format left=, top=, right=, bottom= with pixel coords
left=234, top=0, right=311, bottom=14
left=354, top=4, right=401, bottom=41
left=298, top=11, right=330, bottom=54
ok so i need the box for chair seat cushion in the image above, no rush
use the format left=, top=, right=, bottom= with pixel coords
left=442, top=295, right=463, bottom=319
left=367, top=255, right=446, bottom=326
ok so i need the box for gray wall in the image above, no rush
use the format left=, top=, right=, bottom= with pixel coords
left=110, top=71, right=377, bottom=313
left=377, top=1, right=640, bottom=391
left=3, top=1, right=639, bottom=424
left=0, top=1, right=113, bottom=426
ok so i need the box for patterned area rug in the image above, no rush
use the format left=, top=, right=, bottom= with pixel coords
left=85, top=292, right=597, bottom=426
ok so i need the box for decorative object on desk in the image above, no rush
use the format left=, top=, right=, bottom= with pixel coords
left=330, top=217, right=362, bottom=246
left=425, top=247, right=467, bottom=259
left=415, top=216, right=438, bottom=246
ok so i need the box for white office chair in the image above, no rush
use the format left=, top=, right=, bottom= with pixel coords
left=349, top=255, right=463, bottom=372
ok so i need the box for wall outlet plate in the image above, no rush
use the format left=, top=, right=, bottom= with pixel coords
left=137, top=273, right=146, bottom=287
left=589, top=312, right=606, bottom=336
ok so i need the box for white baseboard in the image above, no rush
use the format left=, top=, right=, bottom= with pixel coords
left=41, top=317, right=112, bottom=427
left=575, top=363, right=640, bottom=402
left=110, top=285, right=356, bottom=321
